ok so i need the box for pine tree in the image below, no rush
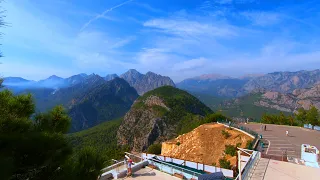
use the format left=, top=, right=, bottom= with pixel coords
left=306, top=106, right=319, bottom=129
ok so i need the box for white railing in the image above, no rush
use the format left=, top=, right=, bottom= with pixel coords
left=101, top=160, right=125, bottom=174
left=148, top=157, right=202, bottom=179
left=142, top=153, right=234, bottom=178
left=235, top=150, right=261, bottom=180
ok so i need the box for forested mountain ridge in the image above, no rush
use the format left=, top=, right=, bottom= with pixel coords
left=69, top=78, right=139, bottom=132
left=117, top=86, right=213, bottom=151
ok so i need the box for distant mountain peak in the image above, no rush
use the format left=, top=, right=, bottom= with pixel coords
left=78, top=73, right=88, bottom=77
left=104, top=74, right=119, bottom=81
left=47, top=75, right=63, bottom=80
left=120, top=70, right=175, bottom=95
left=192, top=73, right=232, bottom=80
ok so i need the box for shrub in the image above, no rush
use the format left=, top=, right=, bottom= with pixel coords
left=147, top=144, right=162, bottom=155
left=236, top=143, right=242, bottom=147
left=246, top=140, right=253, bottom=150
left=219, top=157, right=231, bottom=169
left=176, top=142, right=181, bottom=146
left=221, top=130, right=231, bottom=139
left=224, top=145, right=237, bottom=157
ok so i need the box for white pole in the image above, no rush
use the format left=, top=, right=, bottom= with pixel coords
left=238, top=150, right=242, bottom=180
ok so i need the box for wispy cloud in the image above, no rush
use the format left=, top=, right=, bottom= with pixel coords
left=241, top=11, right=282, bottom=26
left=80, top=0, right=133, bottom=31
left=144, top=18, right=237, bottom=38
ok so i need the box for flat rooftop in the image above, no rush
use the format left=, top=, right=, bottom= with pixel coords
left=242, top=123, right=320, bottom=162
left=123, top=167, right=179, bottom=180
left=250, top=158, right=320, bottom=180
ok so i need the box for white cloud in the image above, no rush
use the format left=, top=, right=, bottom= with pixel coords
left=80, top=0, right=133, bottom=31
left=144, top=18, right=237, bottom=38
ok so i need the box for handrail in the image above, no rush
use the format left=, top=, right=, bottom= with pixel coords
left=101, top=160, right=125, bottom=173
left=148, top=156, right=203, bottom=176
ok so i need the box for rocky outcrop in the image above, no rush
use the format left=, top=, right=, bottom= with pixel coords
left=117, top=107, right=171, bottom=151
left=253, top=84, right=320, bottom=112
left=243, top=69, right=320, bottom=94
left=120, top=69, right=175, bottom=95
left=144, top=95, right=170, bottom=110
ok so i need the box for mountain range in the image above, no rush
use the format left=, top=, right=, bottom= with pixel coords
left=3, top=69, right=320, bottom=131
left=177, top=69, right=320, bottom=98
left=3, top=70, right=175, bottom=132
left=4, top=69, right=175, bottom=95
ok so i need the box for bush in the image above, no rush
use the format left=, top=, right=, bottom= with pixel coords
left=147, top=144, right=162, bottom=155
left=219, top=157, right=231, bottom=169
left=176, top=142, right=181, bottom=146
left=246, top=140, right=253, bottom=150
left=224, top=145, right=237, bottom=156
left=221, top=130, right=231, bottom=139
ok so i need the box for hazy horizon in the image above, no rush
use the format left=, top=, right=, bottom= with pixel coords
left=1, top=0, right=320, bottom=82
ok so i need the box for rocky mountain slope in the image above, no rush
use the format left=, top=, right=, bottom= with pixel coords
left=17, top=75, right=139, bottom=132
left=243, top=69, right=320, bottom=93
left=117, top=86, right=212, bottom=151
left=177, top=69, right=320, bottom=97
left=120, top=69, right=175, bottom=95
left=219, top=83, right=320, bottom=120
left=69, top=78, right=138, bottom=132
left=254, top=83, right=320, bottom=112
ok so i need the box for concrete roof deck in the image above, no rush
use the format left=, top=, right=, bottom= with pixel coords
left=251, top=158, right=320, bottom=180
left=119, top=167, right=179, bottom=180
left=242, top=123, right=320, bottom=162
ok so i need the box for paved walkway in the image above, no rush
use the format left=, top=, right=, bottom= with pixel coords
left=241, top=123, right=320, bottom=161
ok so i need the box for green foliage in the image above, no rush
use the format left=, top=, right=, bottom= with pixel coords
left=68, top=118, right=128, bottom=165
left=133, top=86, right=214, bottom=136
left=152, top=105, right=169, bottom=116
left=0, top=90, right=108, bottom=180
left=219, top=157, right=231, bottom=169
left=147, top=144, right=162, bottom=155
left=0, top=90, right=72, bottom=180
left=261, top=112, right=299, bottom=126
left=262, top=106, right=320, bottom=128
left=216, top=93, right=291, bottom=121
left=176, top=142, right=181, bottom=146
left=203, top=112, right=229, bottom=123
left=306, top=106, right=320, bottom=128
left=34, top=105, right=71, bottom=133
left=190, top=92, right=227, bottom=110
left=221, top=129, right=231, bottom=139
left=295, top=108, right=307, bottom=124
left=224, top=145, right=237, bottom=157
left=54, top=146, right=105, bottom=180
left=245, top=140, right=253, bottom=150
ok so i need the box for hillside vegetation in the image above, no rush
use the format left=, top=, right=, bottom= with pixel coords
left=117, top=86, right=216, bottom=151
left=68, top=118, right=128, bottom=165
left=219, top=93, right=291, bottom=120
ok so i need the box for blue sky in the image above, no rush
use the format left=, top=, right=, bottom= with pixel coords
left=1, top=0, right=320, bottom=82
